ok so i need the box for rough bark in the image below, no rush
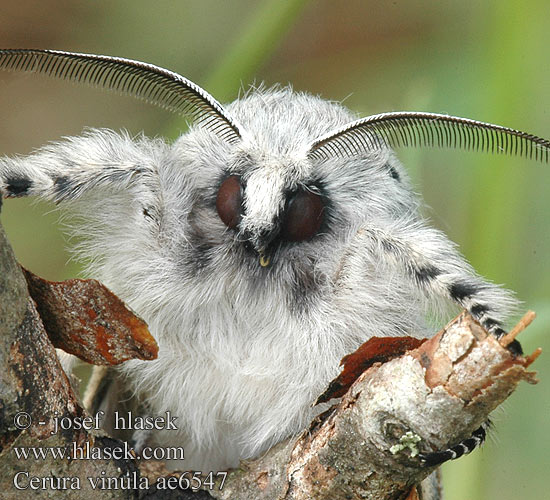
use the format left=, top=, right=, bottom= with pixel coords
left=0, top=208, right=540, bottom=499
left=0, top=216, right=148, bottom=498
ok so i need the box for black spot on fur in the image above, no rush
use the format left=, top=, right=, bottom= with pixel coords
left=143, top=207, right=154, bottom=220
left=491, top=326, right=505, bottom=337
left=449, top=282, right=478, bottom=301
left=6, top=176, right=32, bottom=196
left=381, top=238, right=398, bottom=254
left=53, top=175, right=72, bottom=196
left=415, top=264, right=441, bottom=284
left=481, top=318, right=502, bottom=332
left=387, top=163, right=400, bottom=181
left=290, top=261, right=319, bottom=311
left=183, top=241, right=214, bottom=275
left=470, top=303, right=489, bottom=318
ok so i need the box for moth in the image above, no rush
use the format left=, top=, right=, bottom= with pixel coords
left=0, top=49, right=548, bottom=475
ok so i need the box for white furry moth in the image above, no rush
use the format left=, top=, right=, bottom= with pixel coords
left=1, top=49, right=549, bottom=473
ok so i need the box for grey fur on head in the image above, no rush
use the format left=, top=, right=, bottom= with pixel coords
left=1, top=50, right=546, bottom=474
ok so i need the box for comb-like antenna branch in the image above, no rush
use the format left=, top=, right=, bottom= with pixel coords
left=0, top=49, right=242, bottom=143
left=308, top=112, right=550, bottom=163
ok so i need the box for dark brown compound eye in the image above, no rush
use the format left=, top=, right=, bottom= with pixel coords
left=216, top=175, right=243, bottom=229
left=281, top=188, right=324, bottom=242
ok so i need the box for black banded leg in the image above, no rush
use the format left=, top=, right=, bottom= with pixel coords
left=503, top=338, right=523, bottom=356
left=468, top=311, right=523, bottom=356
left=419, top=422, right=489, bottom=467
left=365, top=225, right=523, bottom=356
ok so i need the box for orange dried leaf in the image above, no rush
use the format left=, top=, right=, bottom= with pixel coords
left=23, top=267, right=158, bottom=365
left=315, top=336, right=426, bottom=404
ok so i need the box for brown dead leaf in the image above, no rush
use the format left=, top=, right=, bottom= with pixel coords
left=315, top=336, right=426, bottom=405
left=23, top=267, right=158, bottom=365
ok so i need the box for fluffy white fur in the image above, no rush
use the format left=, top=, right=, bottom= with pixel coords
left=0, top=87, right=518, bottom=472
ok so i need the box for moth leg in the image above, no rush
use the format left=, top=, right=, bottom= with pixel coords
left=419, top=422, right=489, bottom=467
left=362, top=220, right=522, bottom=354
left=0, top=129, right=162, bottom=207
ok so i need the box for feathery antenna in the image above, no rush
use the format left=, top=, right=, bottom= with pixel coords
left=0, top=49, right=242, bottom=143
left=309, top=112, right=550, bottom=163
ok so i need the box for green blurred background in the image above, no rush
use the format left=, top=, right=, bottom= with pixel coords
left=1, top=1, right=548, bottom=498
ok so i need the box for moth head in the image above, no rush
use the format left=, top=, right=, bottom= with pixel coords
left=202, top=88, right=403, bottom=269
left=214, top=167, right=326, bottom=267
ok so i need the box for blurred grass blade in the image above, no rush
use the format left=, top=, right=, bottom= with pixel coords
left=165, top=0, right=310, bottom=137
left=203, top=0, right=310, bottom=102
left=463, top=1, right=539, bottom=283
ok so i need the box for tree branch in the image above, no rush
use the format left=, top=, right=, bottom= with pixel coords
left=204, top=312, right=539, bottom=499
left=0, top=205, right=540, bottom=499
